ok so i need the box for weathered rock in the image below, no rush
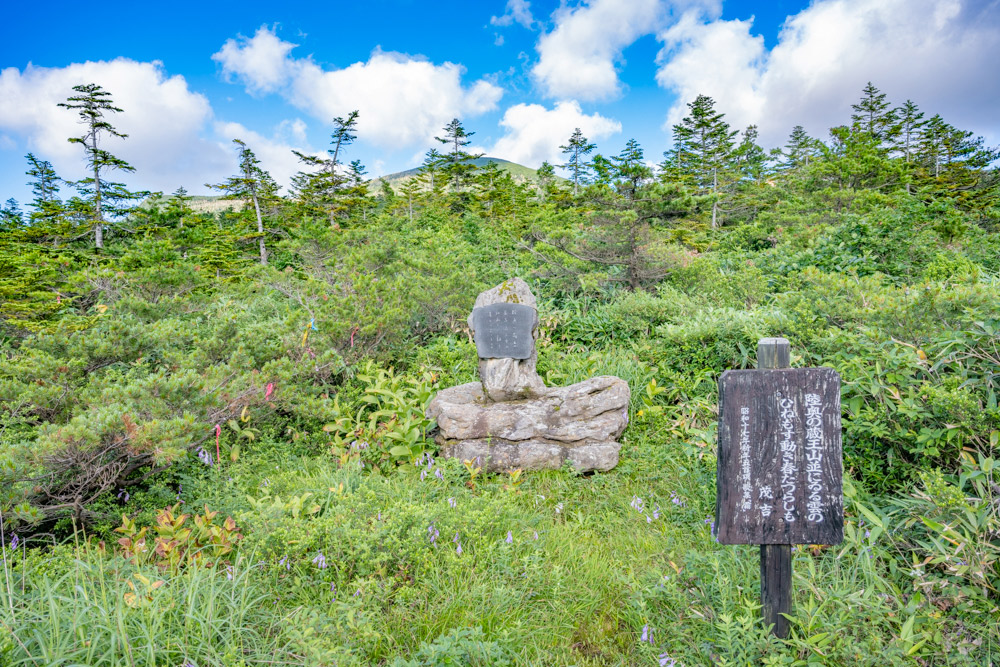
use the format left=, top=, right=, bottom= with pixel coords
left=468, top=278, right=546, bottom=402
left=427, top=376, right=630, bottom=472
left=428, top=278, right=631, bottom=472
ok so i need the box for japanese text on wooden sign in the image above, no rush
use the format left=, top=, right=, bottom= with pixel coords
left=715, top=368, right=844, bottom=545
left=471, top=303, right=536, bottom=360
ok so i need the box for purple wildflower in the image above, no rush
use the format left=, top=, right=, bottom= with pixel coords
left=435, top=468, right=444, bottom=480
left=197, top=448, right=214, bottom=466
left=117, top=488, right=130, bottom=502
left=456, top=542, right=463, bottom=555
left=448, top=497, right=456, bottom=508
left=630, top=495, right=645, bottom=513
left=640, top=624, right=651, bottom=643
left=453, top=532, right=460, bottom=543
left=377, top=512, right=382, bottom=521
left=652, top=504, right=661, bottom=520
left=505, top=531, right=513, bottom=544
left=312, top=552, right=328, bottom=569
left=278, top=555, right=290, bottom=571
left=331, top=582, right=337, bottom=592
left=428, top=523, right=439, bottom=545
left=420, top=470, right=428, bottom=481
left=225, top=565, right=233, bottom=580
left=533, top=531, right=539, bottom=540
left=354, top=588, right=361, bottom=597
left=10, top=535, right=19, bottom=549
left=670, top=493, right=684, bottom=507
left=659, top=653, right=677, bottom=667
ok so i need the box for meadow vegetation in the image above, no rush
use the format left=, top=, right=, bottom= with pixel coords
left=0, top=82, right=998, bottom=665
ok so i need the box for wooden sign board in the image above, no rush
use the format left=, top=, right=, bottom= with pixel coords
left=715, top=367, right=843, bottom=546
left=471, top=303, right=536, bottom=360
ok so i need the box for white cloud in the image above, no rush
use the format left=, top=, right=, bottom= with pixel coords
left=489, top=100, right=621, bottom=167
left=656, top=0, right=1000, bottom=146
left=0, top=58, right=316, bottom=196
left=213, top=26, right=504, bottom=149
left=492, top=0, right=535, bottom=29
left=531, top=0, right=665, bottom=101
left=213, top=26, right=297, bottom=94
left=0, top=59, right=229, bottom=193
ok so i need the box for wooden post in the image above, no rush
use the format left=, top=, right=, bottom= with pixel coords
left=758, top=337, right=792, bottom=638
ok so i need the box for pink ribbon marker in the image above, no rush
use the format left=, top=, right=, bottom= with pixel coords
left=265, top=383, right=274, bottom=401
left=215, top=424, right=221, bottom=463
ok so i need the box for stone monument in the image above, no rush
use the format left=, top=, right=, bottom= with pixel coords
left=427, top=278, right=630, bottom=472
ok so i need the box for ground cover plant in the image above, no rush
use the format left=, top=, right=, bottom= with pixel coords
left=1, top=83, right=999, bottom=665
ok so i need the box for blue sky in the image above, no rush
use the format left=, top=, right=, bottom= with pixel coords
left=2, top=0, right=998, bottom=206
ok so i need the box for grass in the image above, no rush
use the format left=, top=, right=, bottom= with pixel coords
left=6, top=415, right=993, bottom=666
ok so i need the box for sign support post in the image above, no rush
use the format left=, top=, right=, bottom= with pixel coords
left=758, top=337, right=792, bottom=638
left=714, top=336, right=843, bottom=640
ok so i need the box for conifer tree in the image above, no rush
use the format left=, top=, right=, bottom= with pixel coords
left=435, top=118, right=482, bottom=192
left=777, top=125, right=821, bottom=171
left=560, top=128, right=596, bottom=195
left=209, top=139, right=278, bottom=265
left=398, top=177, right=420, bottom=223
left=58, top=83, right=147, bottom=249
left=292, top=110, right=360, bottom=225
left=668, top=94, right=737, bottom=227
left=590, top=154, right=615, bottom=186
left=25, top=153, right=64, bottom=225
left=893, top=100, right=925, bottom=163
left=732, top=125, right=768, bottom=183
left=417, top=148, right=446, bottom=198
left=612, top=139, right=652, bottom=200
left=0, top=199, right=22, bottom=228
left=850, top=82, right=898, bottom=148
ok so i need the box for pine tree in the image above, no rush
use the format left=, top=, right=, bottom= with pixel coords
left=612, top=139, right=652, bottom=201
left=291, top=110, right=360, bottom=225
left=893, top=100, right=925, bottom=163
left=0, top=199, right=23, bottom=229
left=560, top=128, right=596, bottom=195
left=668, top=94, right=737, bottom=227
left=777, top=126, right=821, bottom=171
left=417, top=148, right=446, bottom=198
left=435, top=118, right=482, bottom=192
left=25, top=153, right=65, bottom=225
left=58, top=83, right=147, bottom=249
left=590, top=154, right=615, bottom=186
left=208, top=139, right=279, bottom=265
left=732, top=125, right=768, bottom=183
left=850, top=82, right=898, bottom=148
left=398, top=177, right=420, bottom=223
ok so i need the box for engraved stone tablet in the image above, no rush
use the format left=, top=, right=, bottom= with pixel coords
left=471, top=303, right=536, bottom=360
left=715, top=367, right=843, bottom=546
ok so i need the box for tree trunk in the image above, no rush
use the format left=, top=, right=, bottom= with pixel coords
left=92, top=132, right=104, bottom=250
left=711, top=166, right=719, bottom=229
left=252, top=192, right=267, bottom=266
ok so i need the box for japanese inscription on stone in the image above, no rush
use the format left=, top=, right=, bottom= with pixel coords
left=471, top=303, right=536, bottom=360
left=715, top=368, right=843, bottom=545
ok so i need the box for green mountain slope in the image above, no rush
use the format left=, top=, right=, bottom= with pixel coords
left=372, top=156, right=563, bottom=190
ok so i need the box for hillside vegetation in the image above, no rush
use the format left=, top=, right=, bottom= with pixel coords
left=0, top=84, right=998, bottom=665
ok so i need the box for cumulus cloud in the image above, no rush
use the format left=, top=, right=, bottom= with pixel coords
left=656, top=0, right=1000, bottom=146
left=0, top=58, right=317, bottom=195
left=489, top=100, right=621, bottom=167
left=213, top=26, right=297, bottom=95
left=531, top=0, right=665, bottom=101
left=0, top=59, right=231, bottom=192
left=213, top=26, right=504, bottom=148
left=491, top=0, right=535, bottom=29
